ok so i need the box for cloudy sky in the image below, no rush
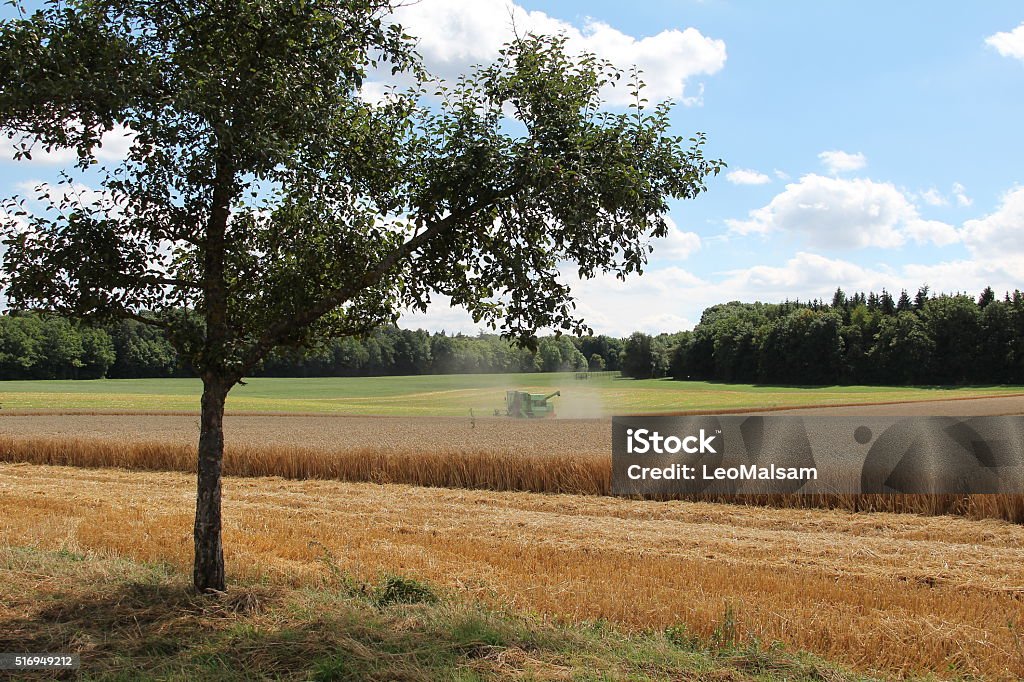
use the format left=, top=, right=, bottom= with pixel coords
left=3, top=1, right=1024, bottom=336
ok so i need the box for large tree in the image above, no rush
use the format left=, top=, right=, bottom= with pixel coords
left=0, top=0, right=722, bottom=591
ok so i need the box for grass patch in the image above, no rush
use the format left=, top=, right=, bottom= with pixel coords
left=373, top=575, right=439, bottom=608
left=0, top=546, right=882, bottom=681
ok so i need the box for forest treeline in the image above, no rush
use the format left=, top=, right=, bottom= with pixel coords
left=0, top=313, right=616, bottom=379
left=1, top=286, right=1022, bottom=385
left=666, top=286, right=1024, bottom=385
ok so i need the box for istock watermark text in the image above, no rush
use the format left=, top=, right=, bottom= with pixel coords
left=625, top=428, right=718, bottom=454
left=625, top=463, right=818, bottom=481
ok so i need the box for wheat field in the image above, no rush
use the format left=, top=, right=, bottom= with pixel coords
left=2, top=414, right=1024, bottom=521
left=2, top=462, right=1022, bottom=679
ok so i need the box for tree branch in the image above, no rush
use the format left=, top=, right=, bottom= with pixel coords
left=116, top=308, right=171, bottom=330
left=141, top=276, right=201, bottom=289
left=234, top=190, right=514, bottom=379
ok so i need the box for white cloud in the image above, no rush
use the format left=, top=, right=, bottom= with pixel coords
left=726, top=174, right=958, bottom=249
left=773, top=169, right=790, bottom=181
left=633, top=313, right=694, bottom=334
left=399, top=264, right=707, bottom=336
left=953, top=181, right=973, bottom=207
left=961, top=186, right=1024, bottom=271
left=567, top=266, right=706, bottom=335
left=654, top=217, right=701, bottom=259
left=2, top=124, right=135, bottom=165
left=903, top=219, right=961, bottom=247
left=920, top=188, right=948, bottom=207
left=560, top=250, right=1009, bottom=336
left=716, top=187, right=1024, bottom=310
left=721, top=252, right=891, bottom=295
left=985, top=23, right=1024, bottom=62
left=357, top=81, right=398, bottom=106
left=388, top=0, right=726, bottom=105
left=718, top=252, right=1018, bottom=307
left=726, top=168, right=771, bottom=185
left=818, top=150, right=867, bottom=174
left=918, top=183, right=971, bottom=208
left=400, top=296, right=481, bottom=334
left=900, top=259, right=1003, bottom=295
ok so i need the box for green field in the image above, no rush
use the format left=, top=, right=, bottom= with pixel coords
left=0, top=372, right=1021, bottom=416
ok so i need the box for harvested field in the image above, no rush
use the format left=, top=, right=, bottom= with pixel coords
left=0, top=413, right=611, bottom=456
left=1, top=463, right=1023, bottom=679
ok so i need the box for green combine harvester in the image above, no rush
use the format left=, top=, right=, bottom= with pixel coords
left=504, top=390, right=561, bottom=418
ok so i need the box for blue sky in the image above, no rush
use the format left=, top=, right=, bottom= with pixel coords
left=3, top=1, right=1024, bottom=336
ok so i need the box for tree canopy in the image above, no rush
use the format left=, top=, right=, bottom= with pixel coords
left=669, top=288, right=1024, bottom=385
left=0, top=0, right=723, bottom=591
left=1, top=0, right=722, bottom=382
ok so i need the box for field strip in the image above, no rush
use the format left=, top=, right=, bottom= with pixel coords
left=649, top=392, right=1024, bottom=416
left=0, top=414, right=611, bottom=455
left=2, top=410, right=1023, bottom=522
left=1, top=462, right=1022, bottom=679
left=274, top=388, right=494, bottom=402
left=2, top=391, right=1024, bottom=417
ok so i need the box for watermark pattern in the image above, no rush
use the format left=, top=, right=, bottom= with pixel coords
left=612, top=416, right=1024, bottom=495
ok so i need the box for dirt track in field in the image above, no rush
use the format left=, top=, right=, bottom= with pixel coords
left=752, top=393, right=1024, bottom=416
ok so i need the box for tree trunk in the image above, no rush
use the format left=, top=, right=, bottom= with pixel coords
left=193, top=376, right=228, bottom=592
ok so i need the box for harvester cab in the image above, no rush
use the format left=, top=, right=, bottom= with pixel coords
left=505, top=390, right=560, bottom=418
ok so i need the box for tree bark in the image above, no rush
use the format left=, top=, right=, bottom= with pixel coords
left=193, top=376, right=228, bottom=592
left=193, top=144, right=234, bottom=593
